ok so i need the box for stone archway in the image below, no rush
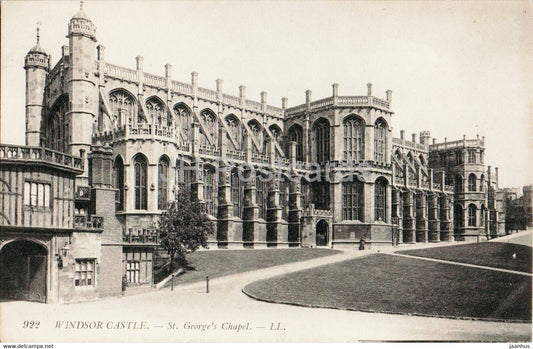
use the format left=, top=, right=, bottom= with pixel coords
left=0, top=240, right=48, bottom=303
left=316, top=219, right=329, bottom=247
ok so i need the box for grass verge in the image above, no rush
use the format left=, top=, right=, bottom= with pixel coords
left=243, top=253, right=532, bottom=322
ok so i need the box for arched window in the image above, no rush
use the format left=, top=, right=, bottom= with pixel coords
left=454, top=204, right=463, bottom=229
left=203, top=166, right=217, bottom=216
left=226, top=115, right=242, bottom=151
left=200, top=109, right=218, bottom=148
left=174, top=103, right=191, bottom=144
left=314, top=119, right=330, bottom=163
left=468, top=204, right=477, bottom=226
left=134, top=154, right=148, bottom=210
left=479, top=174, right=485, bottom=192
left=468, top=174, right=477, bottom=192
left=342, top=177, right=364, bottom=221
left=374, top=119, right=388, bottom=163
left=109, top=90, right=135, bottom=126
left=256, top=175, right=268, bottom=220
left=480, top=205, right=486, bottom=228
left=113, top=156, right=125, bottom=211
left=455, top=174, right=463, bottom=193
left=287, top=125, right=304, bottom=162
left=158, top=156, right=170, bottom=210
left=375, top=178, right=387, bottom=222
left=44, top=95, right=69, bottom=153
left=343, top=115, right=364, bottom=162
left=146, top=97, right=169, bottom=127
left=231, top=168, right=243, bottom=218
left=248, top=120, right=263, bottom=154
left=312, top=180, right=330, bottom=210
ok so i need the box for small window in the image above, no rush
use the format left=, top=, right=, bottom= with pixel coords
left=126, top=261, right=140, bottom=283
left=75, top=259, right=95, bottom=287
left=24, top=181, right=51, bottom=208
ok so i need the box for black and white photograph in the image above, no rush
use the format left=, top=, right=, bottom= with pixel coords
left=0, top=0, right=532, bottom=345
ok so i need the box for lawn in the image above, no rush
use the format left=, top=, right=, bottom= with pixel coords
left=243, top=254, right=532, bottom=322
left=166, top=248, right=340, bottom=285
left=397, top=242, right=532, bottom=273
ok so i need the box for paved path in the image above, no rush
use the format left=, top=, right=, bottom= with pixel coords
left=384, top=252, right=533, bottom=276
left=1, top=242, right=531, bottom=342
left=490, top=229, right=533, bottom=247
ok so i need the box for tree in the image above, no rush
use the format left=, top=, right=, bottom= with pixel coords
left=157, top=189, right=214, bottom=272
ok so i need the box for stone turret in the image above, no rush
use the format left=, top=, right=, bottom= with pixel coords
left=67, top=1, right=98, bottom=185
left=24, top=27, right=49, bottom=146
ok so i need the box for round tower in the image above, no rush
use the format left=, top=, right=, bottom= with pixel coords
left=67, top=1, right=98, bottom=184
left=24, top=27, right=49, bottom=147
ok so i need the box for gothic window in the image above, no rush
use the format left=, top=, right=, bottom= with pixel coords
left=455, top=174, right=463, bottom=193
left=479, top=174, right=485, bottom=192
left=468, top=174, right=477, bottom=192
left=109, top=90, right=135, bottom=126
left=174, top=103, right=191, bottom=144
left=248, top=120, right=263, bottom=154
left=44, top=95, right=69, bottom=153
left=468, top=204, right=477, bottom=226
left=231, top=168, right=243, bottom=218
left=374, top=119, right=388, bottom=163
left=480, top=205, right=486, bottom=227
left=375, top=178, right=387, bottom=222
left=134, top=154, right=148, bottom=210
left=468, top=150, right=476, bottom=164
left=287, top=125, right=304, bottom=162
left=256, top=175, right=268, bottom=220
left=225, top=115, right=242, bottom=151
left=200, top=110, right=217, bottom=148
left=343, top=115, right=365, bottom=162
left=342, top=177, right=364, bottom=221
left=314, top=119, right=330, bottom=163
left=312, top=180, right=330, bottom=210
left=146, top=97, right=168, bottom=126
left=158, top=156, right=169, bottom=210
left=203, top=166, right=217, bottom=216
left=113, top=156, right=125, bottom=211
left=455, top=151, right=463, bottom=165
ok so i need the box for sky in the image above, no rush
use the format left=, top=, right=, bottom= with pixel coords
left=1, top=0, right=532, bottom=189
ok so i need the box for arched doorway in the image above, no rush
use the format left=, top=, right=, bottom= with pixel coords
left=0, top=240, right=47, bottom=303
left=316, top=220, right=329, bottom=246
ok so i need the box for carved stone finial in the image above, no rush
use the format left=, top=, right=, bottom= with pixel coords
left=80, top=0, right=84, bottom=10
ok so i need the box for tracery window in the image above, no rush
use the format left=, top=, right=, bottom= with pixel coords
left=174, top=103, right=191, bottom=144
left=312, top=180, right=330, bottom=210
left=158, top=156, right=169, bottom=210
left=134, top=154, right=148, bottom=210
left=314, top=119, right=330, bottom=163
left=375, top=178, right=387, bottom=222
left=146, top=98, right=168, bottom=126
left=109, top=90, right=135, bottom=126
left=343, top=116, right=364, bottom=162
left=113, top=156, right=125, bottom=211
left=374, top=119, right=388, bottom=163
left=288, top=125, right=304, bottom=162
left=200, top=110, right=218, bottom=148
left=203, top=166, right=217, bottom=216
left=342, top=177, right=364, bottom=221
left=231, top=168, right=243, bottom=218
left=44, top=95, right=69, bottom=153
left=226, top=115, right=242, bottom=151
left=468, top=174, right=477, bottom=192
left=255, top=175, right=269, bottom=220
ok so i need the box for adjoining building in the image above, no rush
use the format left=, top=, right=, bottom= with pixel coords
left=0, top=5, right=506, bottom=303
